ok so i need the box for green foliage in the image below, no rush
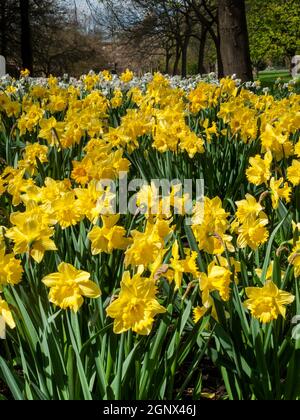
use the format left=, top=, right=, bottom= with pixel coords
left=247, top=0, right=300, bottom=67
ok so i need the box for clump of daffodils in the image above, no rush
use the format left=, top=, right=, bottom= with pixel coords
left=0, top=69, right=299, bottom=343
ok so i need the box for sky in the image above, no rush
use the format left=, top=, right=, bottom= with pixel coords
left=75, top=0, right=88, bottom=10
left=74, top=0, right=96, bottom=12
left=63, top=0, right=92, bottom=14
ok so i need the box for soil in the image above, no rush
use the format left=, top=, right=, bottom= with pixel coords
left=176, top=357, right=227, bottom=400
left=0, top=378, right=11, bottom=399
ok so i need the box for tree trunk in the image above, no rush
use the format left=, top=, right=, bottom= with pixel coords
left=181, top=38, right=189, bottom=78
left=216, top=39, right=224, bottom=77
left=188, top=1, right=224, bottom=77
left=0, top=0, right=7, bottom=56
left=207, top=27, right=224, bottom=78
left=215, top=19, right=224, bottom=78
left=165, top=53, right=170, bottom=74
left=198, top=27, right=208, bottom=74
left=173, top=42, right=181, bottom=76
left=164, top=44, right=172, bottom=74
left=217, top=0, right=253, bottom=81
left=20, top=0, right=33, bottom=73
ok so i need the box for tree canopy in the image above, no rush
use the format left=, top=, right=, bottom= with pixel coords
left=247, top=0, right=300, bottom=68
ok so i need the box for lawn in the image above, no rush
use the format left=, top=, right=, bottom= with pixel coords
left=258, top=69, right=292, bottom=87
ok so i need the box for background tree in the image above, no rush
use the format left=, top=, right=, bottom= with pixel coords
left=0, top=0, right=20, bottom=63
left=0, top=0, right=108, bottom=76
left=31, top=1, right=108, bottom=75
left=2, top=0, right=299, bottom=78
left=186, top=0, right=224, bottom=76
left=0, top=0, right=8, bottom=57
left=247, top=0, right=300, bottom=71
left=20, top=0, right=33, bottom=72
left=93, top=0, right=220, bottom=76
left=218, top=0, right=253, bottom=81
left=90, top=0, right=177, bottom=74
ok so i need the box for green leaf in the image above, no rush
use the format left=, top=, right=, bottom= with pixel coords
left=0, top=357, right=23, bottom=400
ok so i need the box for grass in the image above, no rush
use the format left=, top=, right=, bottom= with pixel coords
left=258, top=69, right=292, bottom=87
